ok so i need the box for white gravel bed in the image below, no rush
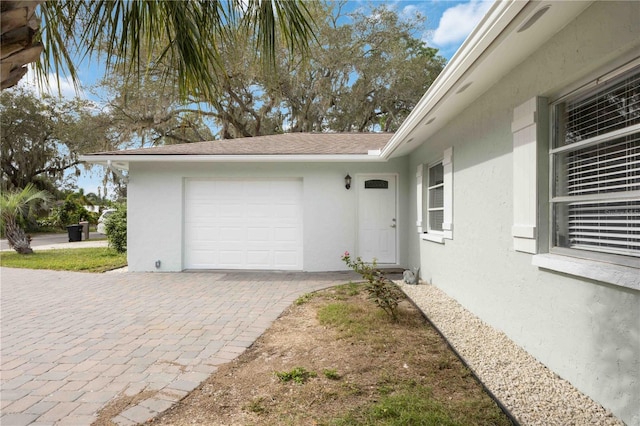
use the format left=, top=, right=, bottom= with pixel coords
left=397, top=281, right=623, bottom=426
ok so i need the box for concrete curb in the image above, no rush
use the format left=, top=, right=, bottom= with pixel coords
left=1, top=240, right=109, bottom=252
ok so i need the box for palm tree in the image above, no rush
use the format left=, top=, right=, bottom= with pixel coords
left=0, top=1, right=315, bottom=98
left=1, top=184, right=52, bottom=254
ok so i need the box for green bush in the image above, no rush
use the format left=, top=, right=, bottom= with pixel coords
left=275, top=367, right=317, bottom=384
left=323, top=369, right=341, bottom=380
left=105, top=204, right=127, bottom=253
left=44, top=199, right=99, bottom=229
left=59, top=199, right=86, bottom=225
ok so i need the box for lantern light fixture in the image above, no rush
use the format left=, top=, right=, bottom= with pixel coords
left=345, top=174, right=352, bottom=190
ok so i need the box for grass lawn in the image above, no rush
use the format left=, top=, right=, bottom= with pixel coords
left=0, top=247, right=127, bottom=273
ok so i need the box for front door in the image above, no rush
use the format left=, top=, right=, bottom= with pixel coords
left=357, top=174, right=397, bottom=264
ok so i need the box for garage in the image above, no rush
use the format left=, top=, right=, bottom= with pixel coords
left=184, top=178, right=303, bottom=270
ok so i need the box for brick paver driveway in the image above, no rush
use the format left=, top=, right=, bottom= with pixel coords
left=1, top=268, right=358, bottom=425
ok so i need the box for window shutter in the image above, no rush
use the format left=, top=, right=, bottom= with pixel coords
left=442, top=147, right=453, bottom=239
left=416, top=164, right=424, bottom=233
left=512, top=97, right=547, bottom=253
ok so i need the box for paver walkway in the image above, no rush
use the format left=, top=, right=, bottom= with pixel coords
left=0, top=268, right=359, bottom=425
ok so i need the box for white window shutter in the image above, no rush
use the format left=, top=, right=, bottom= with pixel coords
left=511, top=97, right=544, bottom=253
left=416, top=164, right=424, bottom=233
left=442, top=147, right=453, bottom=239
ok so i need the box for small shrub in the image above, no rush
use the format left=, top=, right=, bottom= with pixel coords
left=105, top=204, right=127, bottom=253
left=275, top=367, right=317, bottom=384
left=295, top=293, right=314, bottom=305
left=323, top=369, right=341, bottom=380
left=244, top=397, right=268, bottom=414
left=341, top=251, right=402, bottom=321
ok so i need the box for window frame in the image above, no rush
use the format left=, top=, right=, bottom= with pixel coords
left=417, top=147, right=453, bottom=243
left=548, top=63, right=640, bottom=268
left=426, top=160, right=445, bottom=234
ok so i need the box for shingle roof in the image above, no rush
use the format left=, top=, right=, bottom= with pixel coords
left=92, top=133, right=393, bottom=156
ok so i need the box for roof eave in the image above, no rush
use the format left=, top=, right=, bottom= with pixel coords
left=79, top=154, right=387, bottom=170
left=380, top=0, right=528, bottom=159
left=381, top=0, right=594, bottom=160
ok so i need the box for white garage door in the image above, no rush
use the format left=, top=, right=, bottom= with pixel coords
left=184, top=179, right=303, bottom=270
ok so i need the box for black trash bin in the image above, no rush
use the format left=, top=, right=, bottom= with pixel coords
left=66, top=224, right=82, bottom=242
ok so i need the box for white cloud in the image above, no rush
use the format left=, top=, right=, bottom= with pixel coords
left=432, top=0, right=492, bottom=46
left=401, top=4, right=419, bottom=18
left=18, top=67, right=84, bottom=100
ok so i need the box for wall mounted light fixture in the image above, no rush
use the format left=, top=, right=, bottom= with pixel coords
left=345, top=174, right=352, bottom=190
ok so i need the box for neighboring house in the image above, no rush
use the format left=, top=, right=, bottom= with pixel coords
left=81, top=1, right=639, bottom=424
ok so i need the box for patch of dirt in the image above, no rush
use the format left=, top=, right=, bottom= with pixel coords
left=142, top=284, right=511, bottom=425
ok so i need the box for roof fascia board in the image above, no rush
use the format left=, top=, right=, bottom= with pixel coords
left=380, top=0, right=529, bottom=159
left=79, top=154, right=387, bottom=165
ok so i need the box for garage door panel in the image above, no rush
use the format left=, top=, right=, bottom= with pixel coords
left=219, top=250, right=244, bottom=261
left=186, top=180, right=213, bottom=195
left=217, top=203, right=244, bottom=218
left=247, top=205, right=272, bottom=218
left=274, top=227, right=298, bottom=242
left=248, top=228, right=271, bottom=242
left=184, top=179, right=302, bottom=270
left=219, top=227, right=246, bottom=242
left=244, top=183, right=270, bottom=196
left=247, top=251, right=271, bottom=266
left=215, top=181, right=243, bottom=194
left=188, top=249, right=220, bottom=266
left=186, top=204, right=217, bottom=219
left=273, top=204, right=299, bottom=218
left=189, top=227, right=219, bottom=241
left=216, top=240, right=248, bottom=250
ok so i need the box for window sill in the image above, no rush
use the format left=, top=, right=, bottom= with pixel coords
left=532, top=253, right=640, bottom=291
left=421, top=233, right=444, bottom=244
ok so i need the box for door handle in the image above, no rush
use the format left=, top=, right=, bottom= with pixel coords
left=390, top=224, right=396, bottom=228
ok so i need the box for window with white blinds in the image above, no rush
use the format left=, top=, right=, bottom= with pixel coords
left=551, top=65, right=640, bottom=263
left=427, top=162, right=444, bottom=232
left=418, top=147, right=453, bottom=242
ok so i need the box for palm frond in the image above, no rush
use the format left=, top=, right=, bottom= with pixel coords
left=27, top=1, right=317, bottom=101
left=240, top=0, right=316, bottom=70
left=0, top=183, right=52, bottom=224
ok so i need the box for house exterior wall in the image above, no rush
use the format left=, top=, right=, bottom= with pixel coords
left=127, top=157, right=409, bottom=273
left=405, top=2, right=639, bottom=424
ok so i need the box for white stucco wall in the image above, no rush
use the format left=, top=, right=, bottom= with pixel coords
left=405, top=3, right=639, bottom=424
left=127, top=158, right=409, bottom=273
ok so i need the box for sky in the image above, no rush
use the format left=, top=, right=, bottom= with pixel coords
left=19, top=0, right=493, bottom=197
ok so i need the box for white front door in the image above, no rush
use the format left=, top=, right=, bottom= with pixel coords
left=357, top=174, right=397, bottom=264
